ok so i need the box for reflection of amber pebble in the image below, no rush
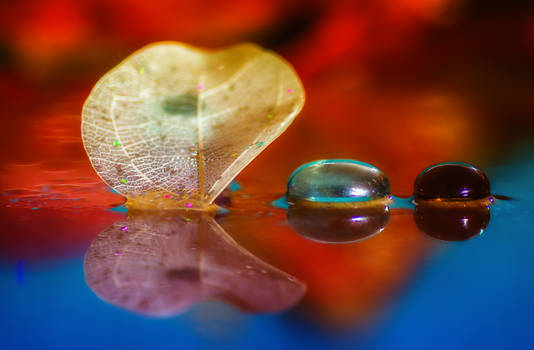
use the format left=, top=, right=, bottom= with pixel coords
left=414, top=162, right=490, bottom=200
left=414, top=204, right=490, bottom=241
left=287, top=203, right=390, bottom=244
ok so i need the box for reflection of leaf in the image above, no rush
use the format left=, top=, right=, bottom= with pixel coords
left=83, top=212, right=306, bottom=317
left=82, top=42, right=305, bottom=209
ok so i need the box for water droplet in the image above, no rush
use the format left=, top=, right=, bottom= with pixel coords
left=286, top=159, right=390, bottom=203
left=414, top=162, right=490, bottom=200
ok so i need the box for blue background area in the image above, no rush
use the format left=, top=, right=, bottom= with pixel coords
left=1, top=154, right=533, bottom=350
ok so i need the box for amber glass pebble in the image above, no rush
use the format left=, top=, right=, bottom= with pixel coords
left=414, top=162, right=490, bottom=200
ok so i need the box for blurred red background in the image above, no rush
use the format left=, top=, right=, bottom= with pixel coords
left=1, top=0, right=533, bottom=326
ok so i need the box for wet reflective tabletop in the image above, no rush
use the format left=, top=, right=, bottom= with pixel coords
left=1, top=152, right=534, bottom=349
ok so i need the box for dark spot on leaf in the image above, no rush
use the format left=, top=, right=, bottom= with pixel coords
left=165, top=267, right=200, bottom=282
left=162, top=93, right=198, bottom=115
left=138, top=298, right=149, bottom=309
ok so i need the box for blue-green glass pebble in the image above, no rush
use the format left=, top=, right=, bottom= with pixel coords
left=286, top=159, right=390, bottom=204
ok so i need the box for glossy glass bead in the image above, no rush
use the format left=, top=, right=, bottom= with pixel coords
left=286, top=160, right=390, bottom=204
left=414, top=162, right=490, bottom=200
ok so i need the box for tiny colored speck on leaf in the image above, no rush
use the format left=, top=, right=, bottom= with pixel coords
left=185, top=202, right=193, bottom=208
left=231, top=153, right=238, bottom=157
left=197, top=84, right=204, bottom=90
left=121, top=179, right=128, bottom=184
left=184, top=217, right=191, bottom=222
left=164, top=195, right=171, bottom=199
left=31, top=207, right=39, bottom=210
left=287, top=88, right=293, bottom=93
left=267, top=114, right=273, bottom=119
left=121, top=226, right=128, bottom=231
left=114, top=251, right=121, bottom=256
left=113, top=141, right=121, bottom=146
left=256, top=141, right=264, bottom=147
left=139, top=67, right=145, bottom=74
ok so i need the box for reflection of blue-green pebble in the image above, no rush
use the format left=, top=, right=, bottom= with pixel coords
left=286, top=159, right=390, bottom=203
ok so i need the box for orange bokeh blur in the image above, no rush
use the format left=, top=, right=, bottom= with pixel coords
left=1, top=0, right=533, bottom=326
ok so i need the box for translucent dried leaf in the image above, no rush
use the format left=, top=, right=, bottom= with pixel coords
left=84, top=212, right=306, bottom=316
left=82, top=42, right=305, bottom=209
